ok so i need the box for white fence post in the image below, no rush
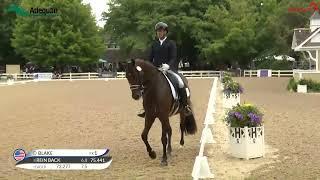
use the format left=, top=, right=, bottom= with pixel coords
left=88, top=72, right=91, bottom=79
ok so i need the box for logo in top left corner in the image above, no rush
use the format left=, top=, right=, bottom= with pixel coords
left=13, top=149, right=26, bottom=161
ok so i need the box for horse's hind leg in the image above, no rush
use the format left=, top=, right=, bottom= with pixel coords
left=141, top=114, right=156, bottom=159
left=167, top=124, right=172, bottom=157
left=179, top=112, right=185, bottom=147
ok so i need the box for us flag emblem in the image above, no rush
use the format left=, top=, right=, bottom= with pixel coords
left=13, top=149, right=26, bottom=161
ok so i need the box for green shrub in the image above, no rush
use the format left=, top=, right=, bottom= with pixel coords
left=299, top=79, right=320, bottom=92
left=288, top=78, right=320, bottom=92
left=256, top=59, right=293, bottom=70
left=287, top=78, right=297, bottom=92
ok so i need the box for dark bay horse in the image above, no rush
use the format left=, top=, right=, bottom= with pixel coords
left=124, top=58, right=197, bottom=166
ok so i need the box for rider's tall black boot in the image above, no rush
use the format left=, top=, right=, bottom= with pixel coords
left=179, top=88, right=192, bottom=116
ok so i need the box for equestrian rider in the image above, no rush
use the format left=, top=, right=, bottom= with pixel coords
left=137, top=22, right=192, bottom=118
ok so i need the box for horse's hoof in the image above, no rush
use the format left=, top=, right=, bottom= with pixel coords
left=179, top=145, right=184, bottom=149
left=161, top=160, right=168, bottom=166
left=180, top=140, right=184, bottom=146
left=149, top=151, right=156, bottom=159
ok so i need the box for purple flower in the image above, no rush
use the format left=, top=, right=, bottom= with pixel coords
left=248, top=112, right=261, bottom=124
left=234, top=112, right=243, bottom=120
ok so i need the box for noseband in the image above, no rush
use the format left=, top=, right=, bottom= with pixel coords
left=129, top=69, right=145, bottom=93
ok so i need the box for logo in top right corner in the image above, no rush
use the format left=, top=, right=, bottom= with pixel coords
left=288, top=1, right=320, bottom=12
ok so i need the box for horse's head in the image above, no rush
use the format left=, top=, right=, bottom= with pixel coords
left=124, top=59, right=144, bottom=100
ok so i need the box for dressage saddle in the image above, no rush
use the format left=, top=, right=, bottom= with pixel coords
left=138, top=70, right=190, bottom=118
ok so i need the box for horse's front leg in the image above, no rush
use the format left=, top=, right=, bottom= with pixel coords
left=159, top=116, right=170, bottom=166
left=141, top=112, right=156, bottom=159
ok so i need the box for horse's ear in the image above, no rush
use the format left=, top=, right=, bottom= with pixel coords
left=131, top=58, right=135, bottom=65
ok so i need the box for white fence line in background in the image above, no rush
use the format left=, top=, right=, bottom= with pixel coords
left=0, top=73, right=34, bottom=80
left=0, top=71, right=222, bottom=81
left=243, top=69, right=320, bottom=77
left=179, top=71, right=222, bottom=78
left=243, top=70, right=294, bottom=77
left=6, top=69, right=319, bottom=79
left=192, top=77, right=217, bottom=179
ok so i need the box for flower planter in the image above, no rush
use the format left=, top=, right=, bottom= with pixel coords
left=223, top=93, right=240, bottom=109
left=229, top=126, right=265, bottom=160
left=7, top=79, right=14, bottom=85
left=297, top=84, right=307, bottom=93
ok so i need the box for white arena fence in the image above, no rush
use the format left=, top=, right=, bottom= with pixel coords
left=0, top=71, right=222, bottom=81
left=243, top=69, right=294, bottom=77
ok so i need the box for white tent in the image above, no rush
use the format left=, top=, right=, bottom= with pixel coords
left=98, top=59, right=107, bottom=63
left=253, top=55, right=295, bottom=62
left=273, top=55, right=295, bottom=61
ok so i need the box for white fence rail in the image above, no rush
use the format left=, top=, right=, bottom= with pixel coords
left=0, top=73, right=34, bottom=80
left=179, top=71, right=222, bottom=78
left=59, top=72, right=100, bottom=79
left=0, top=71, right=222, bottom=81
left=244, top=70, right=294, bottom=77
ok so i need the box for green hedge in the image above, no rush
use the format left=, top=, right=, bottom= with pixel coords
left=287, top=78, right=320, bottom=92
left=256, top=59, right=293, bottom=70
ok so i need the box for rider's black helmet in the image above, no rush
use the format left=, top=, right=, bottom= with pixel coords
left=155, top=22, right=168, bottom=32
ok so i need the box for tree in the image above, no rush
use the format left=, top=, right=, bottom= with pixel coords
left=11, top=0, right=105, bottom=71
left=0, top=0, right=26, bottom=65
left=195, top=0, right=258, bottom=68
left=103, top=0, right=311, bottom=69
left=196, top=0, right=310, bottom=68
left=103, top=0, right=225, bottom=68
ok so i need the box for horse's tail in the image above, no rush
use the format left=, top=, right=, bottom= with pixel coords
left=184, top=113, right=197, bottom=135
left=182, top=102, right=197, bottom=135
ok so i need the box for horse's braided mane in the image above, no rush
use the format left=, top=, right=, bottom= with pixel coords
left=134, top=58, right=159, bottom=81
left=134, top=59, right=155, bottom=69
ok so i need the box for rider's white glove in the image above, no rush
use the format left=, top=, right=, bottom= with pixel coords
left=161, top=63, right=170, bottom=71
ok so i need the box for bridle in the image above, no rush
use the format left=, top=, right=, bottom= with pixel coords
left=129, top=67, right=145, bottom=94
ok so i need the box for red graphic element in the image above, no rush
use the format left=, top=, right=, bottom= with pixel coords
left=288, top=1, right=320, bottom=12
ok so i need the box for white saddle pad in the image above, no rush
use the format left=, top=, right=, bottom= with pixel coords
left=162, top=72, right=179, bottom=100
